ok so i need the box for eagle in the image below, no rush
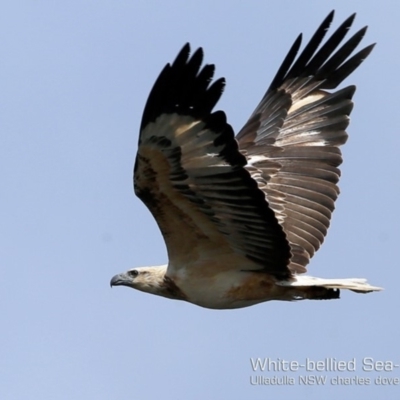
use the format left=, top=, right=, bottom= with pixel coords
left=110, top=11, right=381, bottom=309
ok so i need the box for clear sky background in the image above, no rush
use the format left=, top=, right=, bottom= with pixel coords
left=2, top=1, right=399, bottom=399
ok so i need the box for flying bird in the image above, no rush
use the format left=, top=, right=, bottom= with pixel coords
left=110, top=11, right=381, bottom=309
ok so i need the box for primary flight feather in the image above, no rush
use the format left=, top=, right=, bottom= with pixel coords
left=110, top=11, right=381, bottom=309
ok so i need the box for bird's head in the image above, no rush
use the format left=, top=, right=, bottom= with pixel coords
left=110, top=265, right=167, bottom=295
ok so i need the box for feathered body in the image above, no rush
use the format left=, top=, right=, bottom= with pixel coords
left=110, top=11, right=381, bottom=309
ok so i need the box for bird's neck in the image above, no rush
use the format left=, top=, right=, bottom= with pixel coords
left=137, top=265, right=186, bottom=301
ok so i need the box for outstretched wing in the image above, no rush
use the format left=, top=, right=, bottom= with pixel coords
left=134, top=44, right=291, bottom=279
left=236, top=11, right=374, bottom=274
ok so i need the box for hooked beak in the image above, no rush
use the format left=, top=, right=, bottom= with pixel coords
left=110, top=273, right=128, bottom=288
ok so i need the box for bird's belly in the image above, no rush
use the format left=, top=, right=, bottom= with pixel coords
left=173, top=270, right=280, bottom=309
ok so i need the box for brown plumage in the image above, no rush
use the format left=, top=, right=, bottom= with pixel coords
left=110, top=11, right=381, bottom=309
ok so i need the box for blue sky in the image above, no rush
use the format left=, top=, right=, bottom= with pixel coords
left=2, top=1, right=399, bottom=399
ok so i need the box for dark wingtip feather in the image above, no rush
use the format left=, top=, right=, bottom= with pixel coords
left=285, top=10, right=335, bottom=80
left=268, top=33, right=302, bottom=91
left=315, top=26, right=369, bottom=80
left=323, top=43, right=375, bottom=89
left=267, top=11, right=374, bottom=92
left=140, top=43, right=224, bottom=132
left=305, top=13, right=359, bottom=76
left=269, top=11, right=336, bottom=91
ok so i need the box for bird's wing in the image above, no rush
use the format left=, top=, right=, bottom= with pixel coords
left=236, top=11, right=374, bottom=274
left=134, top=44, right=292, bottom=279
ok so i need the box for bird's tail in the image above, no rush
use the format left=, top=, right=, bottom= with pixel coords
left=276, top=276, right=382, bottom=300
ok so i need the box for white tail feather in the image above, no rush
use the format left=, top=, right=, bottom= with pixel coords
left=277, top=276, right=383, bottom=293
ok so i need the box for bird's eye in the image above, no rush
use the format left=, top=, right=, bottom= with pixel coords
left=128, top=270, right=139, bottom=277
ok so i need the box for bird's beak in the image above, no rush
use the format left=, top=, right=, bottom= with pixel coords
left=110, top=273, right=128, bottom=288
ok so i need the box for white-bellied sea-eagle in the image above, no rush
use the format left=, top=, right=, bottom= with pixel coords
left=110, top=11, right=381, bottom=309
